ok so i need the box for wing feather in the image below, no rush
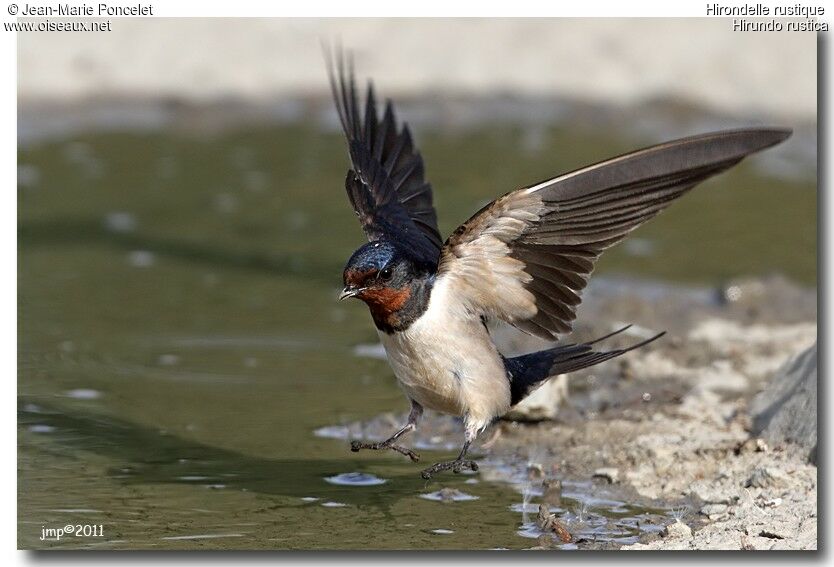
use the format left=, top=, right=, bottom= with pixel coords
left=436, top=128, right=791, bottom=340
left=328, top=51, right=442, bottom=265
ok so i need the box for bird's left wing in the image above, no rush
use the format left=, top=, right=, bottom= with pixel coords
left=435, top=128, right=791, bottom=341
left=328, top=52, right=442, bottom=265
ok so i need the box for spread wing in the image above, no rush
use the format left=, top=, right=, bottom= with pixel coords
left=328, top=51, right=442, bottom=265
left=435, top=128, right=792, bottom=341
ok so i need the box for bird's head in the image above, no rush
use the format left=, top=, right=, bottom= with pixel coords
left=340, top=240, right=435, bottom=333
left=340, top=240, right=414, bottom=306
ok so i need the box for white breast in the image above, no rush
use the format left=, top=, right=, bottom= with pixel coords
left=378, top=278, right=511, bottom=431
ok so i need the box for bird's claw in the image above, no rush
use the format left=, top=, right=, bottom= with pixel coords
left=420, top=459, right=479, bottom=479
left=349, top=439, right=420, bottom=462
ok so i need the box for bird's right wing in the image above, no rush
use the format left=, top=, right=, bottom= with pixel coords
left=434, top=128, right=792, bottom=341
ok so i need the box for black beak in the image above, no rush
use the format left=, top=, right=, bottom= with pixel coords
left=339, top=286, right=363, bottom=301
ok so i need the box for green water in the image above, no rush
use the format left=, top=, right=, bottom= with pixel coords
left=18, top=124, right=815, bottom=549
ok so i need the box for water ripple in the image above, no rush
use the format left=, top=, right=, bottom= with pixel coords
left=324, top=472, right=386, bottom=487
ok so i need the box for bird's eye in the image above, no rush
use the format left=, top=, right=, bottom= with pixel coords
left=379, top=267, right=393, bottom=281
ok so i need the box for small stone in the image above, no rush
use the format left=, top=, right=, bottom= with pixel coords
left=663, top=520, right=692, bottom=539
left=592, top=467, right=619, bottom=484
left=736, top=437, right=770, bottom=455
left=754, top=438, right=769, bottom=452
left=762, top=497, right=783, bottom=508
left=724, top=285, right=743, bottom=302
left=551, top=520, right=572, bottom=544
left=437, top=487, right=463, bottom=502
left=700, top=503, right=728, bottom=517
left=542, top=478, right=562, bottom=507
left=759, top=529, right=787, bottom=540
left=689, top=482, right=735, bottom=505
left=527, top=462, right=545, bottom=480
left=751, top=343, right=816, bottom=463
left=536, top=504, right=572, bottom=543
left=536, top=503, right=553, bottom=530
left=745, top=466, right=788, bottom=488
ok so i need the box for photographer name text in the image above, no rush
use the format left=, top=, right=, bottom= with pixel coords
left=19, top=2, right=152, bottom=16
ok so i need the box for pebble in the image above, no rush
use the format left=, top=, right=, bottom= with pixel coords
left=737, top=438, right=769, bottom=455
left=750, top=342, right=817, bottom=462
left=527, top=463, right=545, bottom=480
left=536, top=504, right=572, bottom=543
left=689, top=482, right=736, bottom=505
left=592, top=467, right=619, bottom=484
left=759, top=528, right=788, bottom=540
left=700, top=503, right=728, bottom=517
left=663, top=520, right=692, bottom=539
left=419, top=488, right=479, bottom=503
left=762, top=497, right=783, bottom=508
left=745, top=466, right=788, bottom=488
left=436, top=488, right=462, bottom=502
left=542, top=478, right=562, bottom=507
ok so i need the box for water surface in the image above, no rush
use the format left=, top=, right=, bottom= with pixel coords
left=18, top=122, right=815, bottom=549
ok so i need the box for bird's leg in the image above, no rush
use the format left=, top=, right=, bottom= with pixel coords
left=350, top=401, right=422, bottom=462
left=420, top=426, right=479, bottom=479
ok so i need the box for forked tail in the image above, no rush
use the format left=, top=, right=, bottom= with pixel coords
left=505, top=325, right=664, bottom=406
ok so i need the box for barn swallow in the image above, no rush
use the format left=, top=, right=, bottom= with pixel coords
left=328, top=53, right=791, bottom=479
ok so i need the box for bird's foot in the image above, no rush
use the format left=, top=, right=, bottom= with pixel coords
left=420, top=459, right=479, bottom=479
left=350, top=439, right=420, bottom=462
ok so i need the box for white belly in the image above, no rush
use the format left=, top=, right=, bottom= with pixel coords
left=378, top=280, right=511, bottom=430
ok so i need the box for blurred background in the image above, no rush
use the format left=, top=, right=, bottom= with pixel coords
left=18, top=19, right=816, bottom=550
